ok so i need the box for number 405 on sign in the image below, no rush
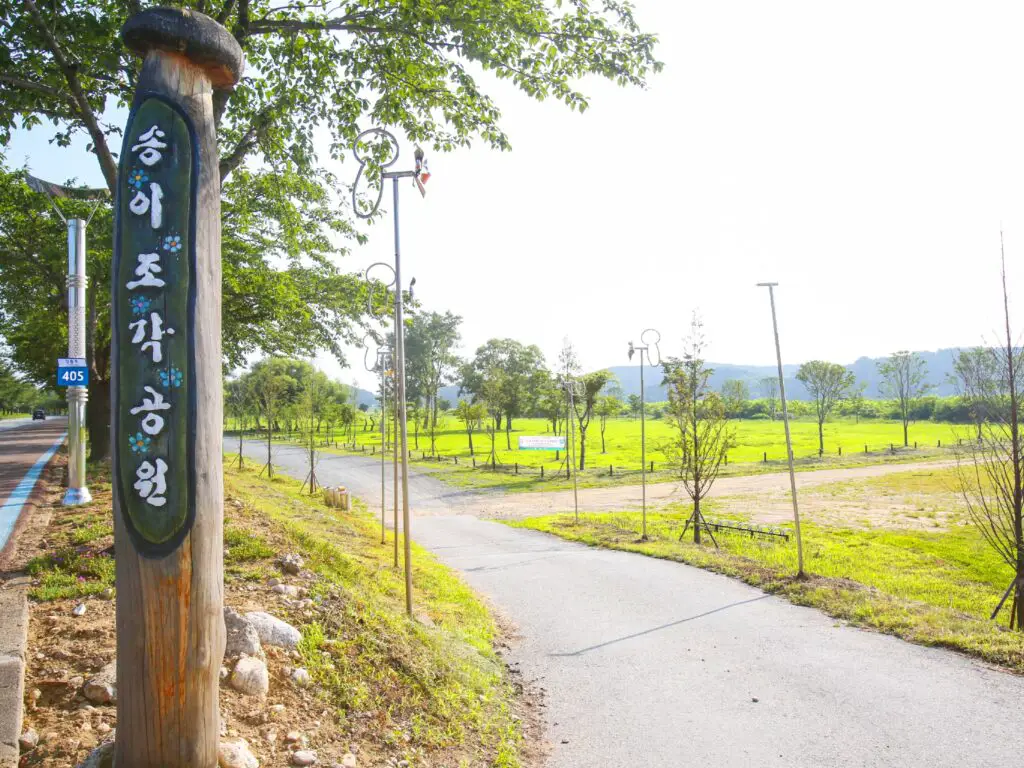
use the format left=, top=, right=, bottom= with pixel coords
left=57, top=358, right=89, bottom=386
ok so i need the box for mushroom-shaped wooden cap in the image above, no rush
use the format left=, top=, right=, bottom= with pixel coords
left=122, top=7, right=244, bottom=88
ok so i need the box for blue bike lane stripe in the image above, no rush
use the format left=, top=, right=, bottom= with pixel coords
left=0, top=431, right=66, bottom=552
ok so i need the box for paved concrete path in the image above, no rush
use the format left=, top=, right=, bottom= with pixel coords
left=239, top=441, right=1024, bottom=767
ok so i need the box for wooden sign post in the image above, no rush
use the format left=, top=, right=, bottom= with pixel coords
left=112, top=9, right=242, bottom=766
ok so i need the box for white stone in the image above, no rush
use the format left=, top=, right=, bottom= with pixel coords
left=19, top=727, right=39, bottom=750
left=72, top=603, right=87, bottom=617
left=224, top=607, right=263, bottom=658
left=289, top=668, right=312, bottom=687
left=291, top=750, right=317, bottom=766
left=245, top=611, right=301, bottom=650
left=230, top=656, right=269, bottom=697
left=279, top=553, right=304, bottom=574
left=272, top=584, right=300, bottom=597
left=341, top=753, right=357, bottom=767
left=218, top=737, right=260, bottom=768
left=83, top=661, right=117, bottom=704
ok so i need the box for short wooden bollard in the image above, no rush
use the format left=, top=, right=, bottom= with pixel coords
left=515, top=462, right=519, bottom=474
left=540, top=465, right=545, bottom=478
left=609, top=464, right=613, bottom=476
left=864, top=444, right=868, bottom=454
left=914, top=441, right=918, bottom=449
left=454, top=456, right=458, bottom=465
left=763, top=451, right=767, bottom=463
left=112, top=8, right=242, bottom=766
left=472, top=457, right=476, bottom=468
left=938, top=439, right=941, bottom=448
left=650, top=460, right=654, bottom=472
left=838, top=446, right=842, bottom=456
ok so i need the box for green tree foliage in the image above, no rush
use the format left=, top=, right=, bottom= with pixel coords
left=796, top=361, right=856, bottom=454
left=949, top=347, right=1001, bottom=441
left=759, top=376, right=779, bottom=421
left=878, top=351, right=931, bottom=447
left=404, top=310, right=462, bottom=455
left=461, top=338, right=547, bottom=441
left=662, top=314, right=731, bottom=544
left=719, top=379, right=750, bottom=419
left=0, top=355, right=44, bottom=413
left=569, top=370, right=612, bottom=470
left=1, top=0, right=660, bottom=193
left=594, top=394, right=621, bottom=455
left=454, top=399, right=486, bottom=457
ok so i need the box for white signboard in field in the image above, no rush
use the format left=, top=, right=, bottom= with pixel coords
left=518, top=435, right=566, bottom=451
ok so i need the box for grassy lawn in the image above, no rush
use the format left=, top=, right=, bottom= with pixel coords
left=507, top=467, right=1024, bottom=673
left=25, top=460, right=526, bottom=767
left=257, top=416, right=967, bottom=493
left=0, top=411, right=29, bottom=420
left=292, top=416, right=964, bottom=468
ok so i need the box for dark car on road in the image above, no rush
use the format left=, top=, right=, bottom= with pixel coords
left=32, top=408, right=45, bottom=420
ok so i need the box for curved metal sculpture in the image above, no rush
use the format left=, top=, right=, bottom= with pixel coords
left=352, top=128, right=400, bottom=219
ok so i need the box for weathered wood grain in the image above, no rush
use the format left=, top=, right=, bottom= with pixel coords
left=112, top=9, right=241, bottom=766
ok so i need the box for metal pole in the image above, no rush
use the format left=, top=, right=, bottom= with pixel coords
left=393, top=370, right=399, bottom=569
left=64, top=218, right=91, bottom=505
left=759, top=282, right=804, bottom=576
left=568, top=385, right=579, bottom=523
left=640, top=353, right=646, bottom=539
left=380, top=360, right=386, bottom=544
left=393, top=177, right=414, bottom=616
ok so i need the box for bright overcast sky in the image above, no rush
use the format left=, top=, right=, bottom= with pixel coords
left=8, top=1, right=1024, bottom=391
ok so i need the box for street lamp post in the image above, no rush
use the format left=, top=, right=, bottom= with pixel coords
left=25, top=175, right=105, bottom=506
left=627, top=328, right=661, bottom=540
left=756, top=282, right=805, bottom=576
left=354, top=129, right=429, bottom=616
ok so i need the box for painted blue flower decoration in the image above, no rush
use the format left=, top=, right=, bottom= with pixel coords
left=129, top=432, right=151, bottom=454
left=129, top=295, right=151, bottom=316
left=163, top=234, right=183, bottom=253
left=128, top=168, right=148, bottom=190
left=159, top=367, right=183, bottom=388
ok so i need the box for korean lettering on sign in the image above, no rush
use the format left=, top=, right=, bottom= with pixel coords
left=115, top=97, right=194, bottom=553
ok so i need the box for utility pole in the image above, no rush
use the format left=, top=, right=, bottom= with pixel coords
left=628, top=329, right=660, bottom=540
left=112, top=9, right=242, bottom=765
left=757, top=282, right=805, bottom=576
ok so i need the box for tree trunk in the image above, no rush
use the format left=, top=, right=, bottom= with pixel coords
left=818, top=421, right=824, bottom=455
left=505, top=424, right=511, bottom=450
left=600, top=421, right=607, bottom=454
left=903, top=420, right=909, bottom=447
left=467, top=428, right=474, bottom=456
left=86, top=376, right=111, bottom=460
left=578, top=426, right=587, bottom=470
left=693, top=496, right=702, bottom=544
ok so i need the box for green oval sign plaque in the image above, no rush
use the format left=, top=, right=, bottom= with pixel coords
left=113, top=95, right=197, bottom=556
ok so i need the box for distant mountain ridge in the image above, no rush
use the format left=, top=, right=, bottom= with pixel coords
left=354, top=349, right=963, bottom=406
left=604, top=349, right=960, bottom=402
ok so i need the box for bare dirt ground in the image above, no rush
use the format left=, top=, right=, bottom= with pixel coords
left=469, top=459, right=959, bottom=522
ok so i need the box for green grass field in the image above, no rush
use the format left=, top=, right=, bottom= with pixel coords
left=509, top=466, right=1024, bottom=672
left=280, top=415, right=967, bottom=475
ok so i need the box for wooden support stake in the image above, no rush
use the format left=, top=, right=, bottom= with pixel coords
left=113, top=9, right=243, bottom=767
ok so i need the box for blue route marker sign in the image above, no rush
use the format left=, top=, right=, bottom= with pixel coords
left=57, top=358, right=89, bottom=387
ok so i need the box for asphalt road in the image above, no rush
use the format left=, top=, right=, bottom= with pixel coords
left=239, top=441, right=1024, bottom=767
left=0, top=418, right=67, bottom=554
